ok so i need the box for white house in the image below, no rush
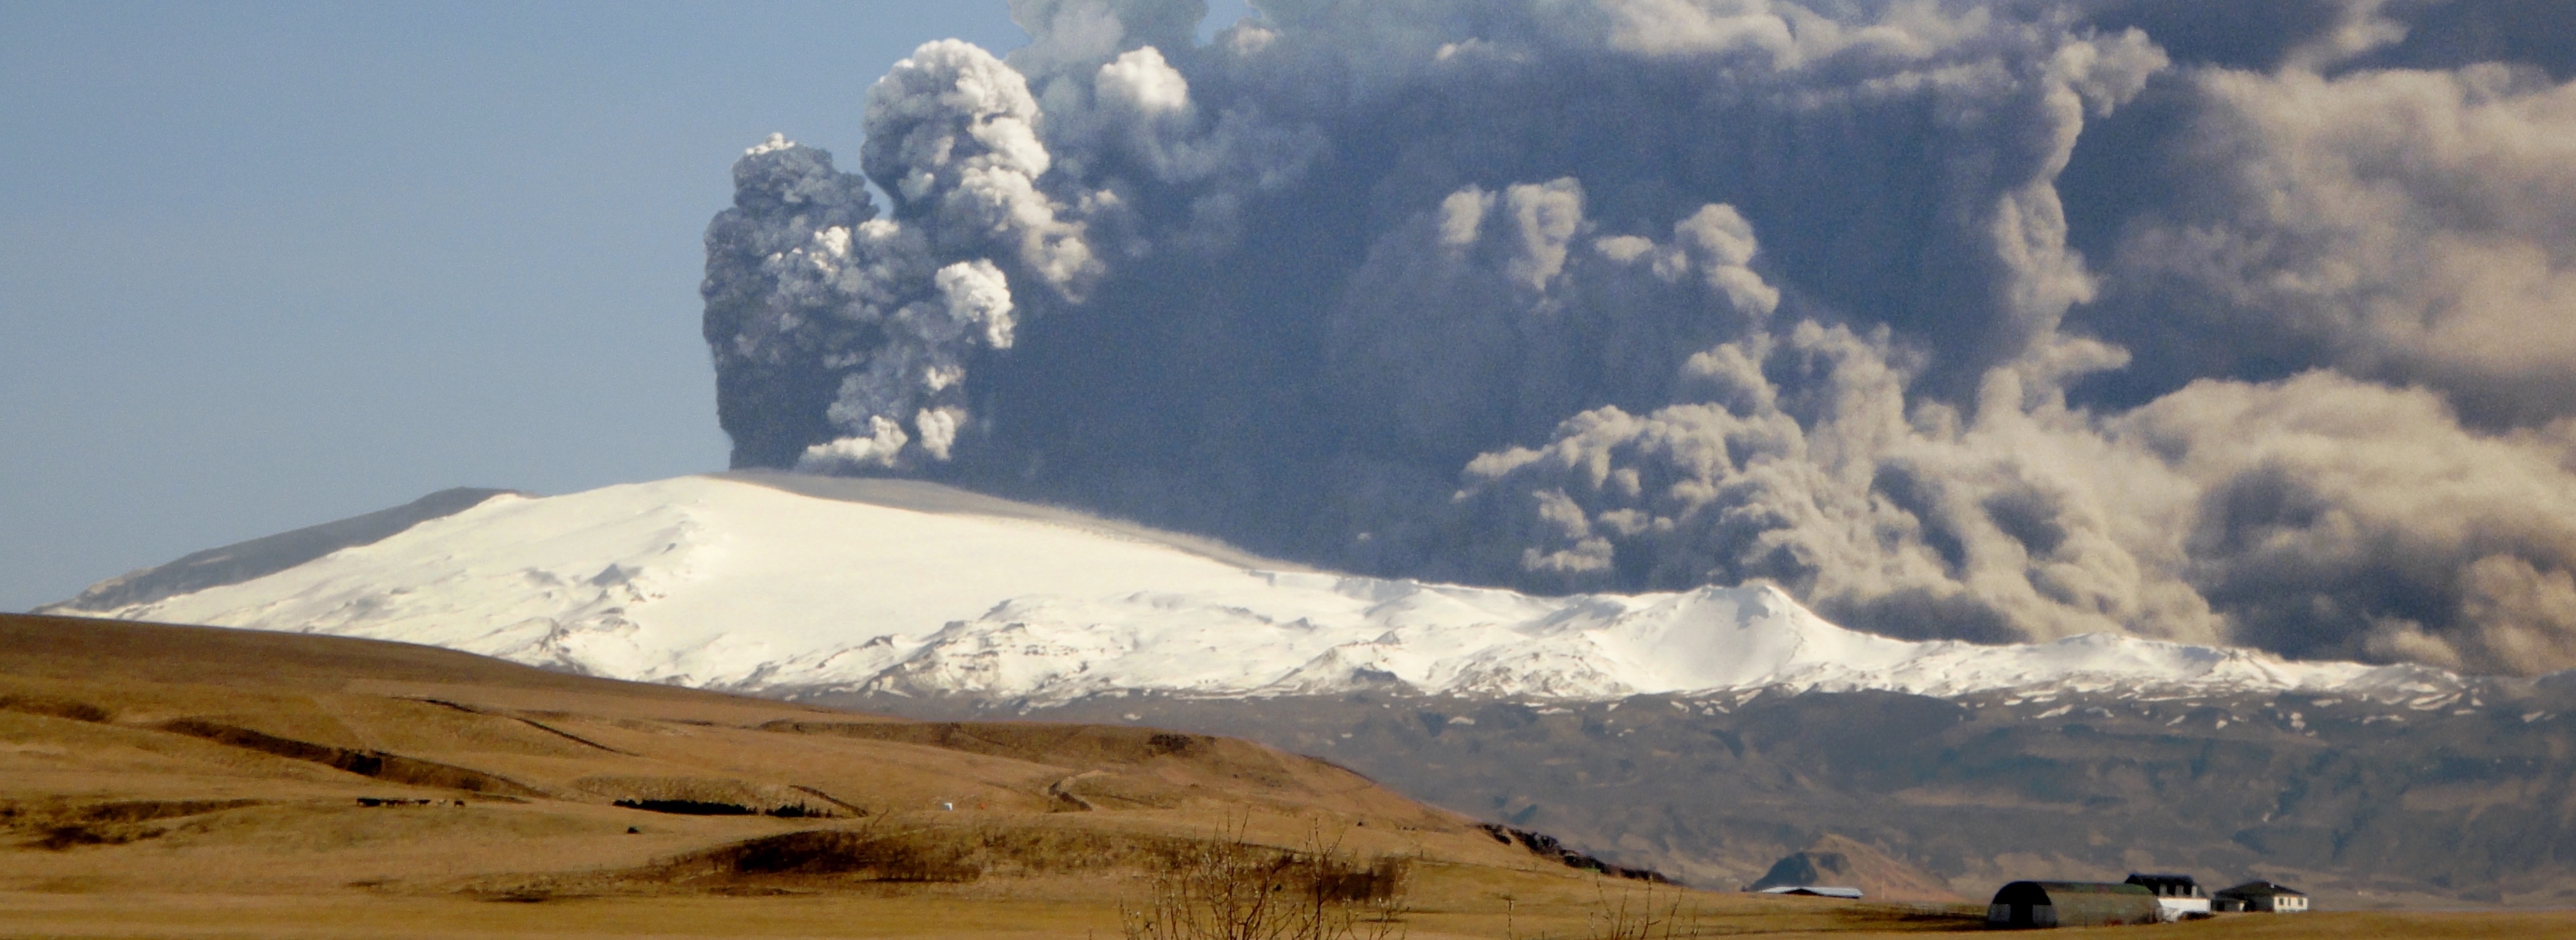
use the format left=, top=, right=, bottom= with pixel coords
left=2123, top=873, right=2212, bottom=920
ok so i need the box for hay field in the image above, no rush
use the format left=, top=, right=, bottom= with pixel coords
left=1, top=613, right=2565, bottom=939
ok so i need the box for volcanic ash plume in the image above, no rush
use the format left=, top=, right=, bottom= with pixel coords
left=702, top=0, right=2576, bottom=676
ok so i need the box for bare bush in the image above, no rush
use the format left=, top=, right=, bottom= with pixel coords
left=1579, top=880, right=1705, bottom=940
left=1121, top=821, right=1407, bottom=940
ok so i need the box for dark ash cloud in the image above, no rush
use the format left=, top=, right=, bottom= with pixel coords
left=702, top=0, right=2576, bottom=676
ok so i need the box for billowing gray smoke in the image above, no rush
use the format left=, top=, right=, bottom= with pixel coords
left=702, top=0, right=2576, bottom=676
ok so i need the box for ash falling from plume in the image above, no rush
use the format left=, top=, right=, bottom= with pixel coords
left=702, top=0, right=2576, bottom=676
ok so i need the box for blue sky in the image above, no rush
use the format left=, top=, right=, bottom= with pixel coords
left=0, top=1, right=1250, bottom=610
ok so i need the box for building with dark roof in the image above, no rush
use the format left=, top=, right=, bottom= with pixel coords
left=1985, top=881, right=2163, bottom=929
left=2215, top=880, right=2310, bottom=913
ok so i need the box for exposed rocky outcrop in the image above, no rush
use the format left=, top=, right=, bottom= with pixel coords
left=1476, top=822, right=1676, bottom=884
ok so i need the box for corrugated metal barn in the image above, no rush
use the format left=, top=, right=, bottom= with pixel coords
left=1985, top=881, right=2163, bottom=929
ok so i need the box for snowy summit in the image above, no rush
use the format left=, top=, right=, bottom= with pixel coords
left=54, top=473, right=2455, bottom=705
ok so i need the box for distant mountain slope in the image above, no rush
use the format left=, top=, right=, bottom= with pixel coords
left=951, top=680, right=2576, bottom=909
left=47, top=473, right=2458, bottom=706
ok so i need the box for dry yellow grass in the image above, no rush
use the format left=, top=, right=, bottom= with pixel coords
left=11, top=885, right=2559, bottom=940
left=1, top=613, right=2567, bottom=939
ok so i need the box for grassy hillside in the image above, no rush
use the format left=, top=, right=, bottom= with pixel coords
left=0, top=612, right=2563, bottom=938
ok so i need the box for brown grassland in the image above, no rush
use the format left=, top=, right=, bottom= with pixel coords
left=0, top=612, right=2568, bottom=939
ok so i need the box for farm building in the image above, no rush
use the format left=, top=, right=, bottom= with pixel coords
left=2123, top=873, right=2212, bottom=918
left=1985, top=881, right=2163, bottom=929
left=2215, top=880, right=2310, bottom=912
left=1754, top=886, right=1864, bottom=899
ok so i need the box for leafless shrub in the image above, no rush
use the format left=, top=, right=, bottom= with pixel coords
left=1578, top=879, right=1705, bottom=940
left=1121, top=820, right=1408, bottom=940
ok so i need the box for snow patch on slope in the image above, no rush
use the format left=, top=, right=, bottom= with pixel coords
left=60, top=474, right=2458, bottom=704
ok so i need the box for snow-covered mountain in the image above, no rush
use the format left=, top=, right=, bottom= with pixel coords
left=50, top=473, right=2460, bottom=705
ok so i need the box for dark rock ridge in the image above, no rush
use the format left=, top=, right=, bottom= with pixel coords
left=1475, top=822, right=1676, bottom=883
left=612, top=798, right=830, bottom=818
left=154, top=718, right=544, bottom=797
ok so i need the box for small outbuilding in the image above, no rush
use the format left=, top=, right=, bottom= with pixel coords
left=1755, top=885, right=1864, bottom=899
left=2123, top=873, right=2211, bottom=919
left=1986, top=881, right=2163, bottom=929
left=2215, top=880, right=2310, bottom=913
